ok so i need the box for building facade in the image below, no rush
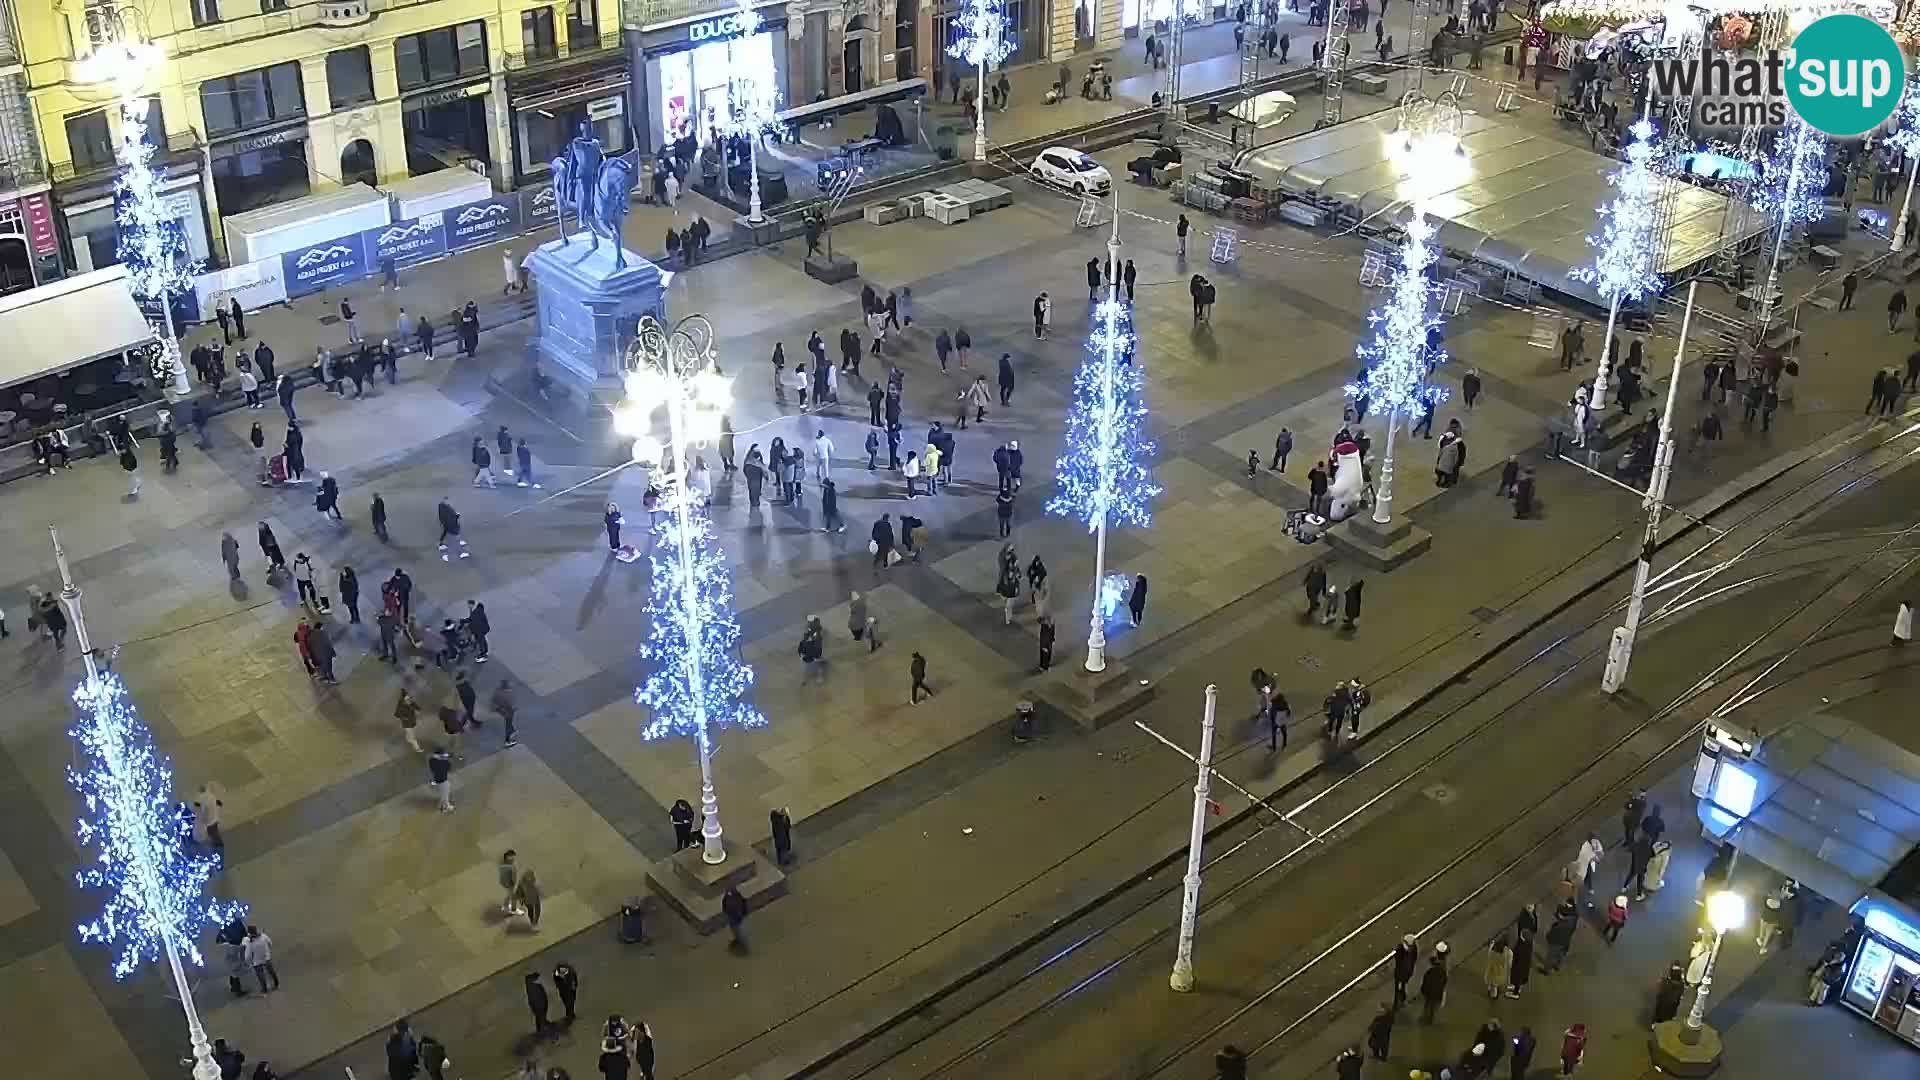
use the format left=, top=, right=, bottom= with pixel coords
left=0, top=0, right=57, bottom=294
left=19, top=0, right=619, bottom=274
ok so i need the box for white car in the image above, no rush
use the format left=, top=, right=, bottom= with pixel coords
left=1030, top=147, right=1112, bottom=195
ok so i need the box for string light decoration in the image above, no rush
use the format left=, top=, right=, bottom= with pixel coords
left=1350, top=92, right=1466, bottom=527
left=69, top=670, right=245, bottom=980
left=947, top=0, right=1015, bottom=163
left=621, top=315, right=763, bottom=864
left=1573, top=116, right=1664, bottom=410
left=714, top=0, right=781, bottom=222
left=104, top=64, right=194, bottom=391
left=1049, top=205, right=1160, bottom=672
left=1751, top=118, right=1828, bottom=230
left=1884, top=77, right=1920, bottom=249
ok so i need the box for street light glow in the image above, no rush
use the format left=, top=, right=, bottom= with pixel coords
left=1706, top=890, right=1746, bottom=934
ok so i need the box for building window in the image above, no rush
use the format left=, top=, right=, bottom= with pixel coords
left=200, top=61, right=307, bottom=136
left=260, top=0, right=289, bottom=9
left=567, top=0, right=598, bottom=41
left=327, top=46, right=375, bottom=109
left=190, top=0, right=221, bottom=26
left=66, top=110, right=113, bottom=171
left=395, top=20, right=490, bottom=91
left=521, top=7, right=557, bottom=59
left=142, top=97, right=166, bottom=149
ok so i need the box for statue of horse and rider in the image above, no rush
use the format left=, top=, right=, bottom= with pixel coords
left=551, top=123, right=638, bottom=269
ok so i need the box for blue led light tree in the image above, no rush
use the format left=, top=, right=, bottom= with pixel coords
left=1048, top=206, right=1160, bottom=672
left=947, top=0, right=1014, bottom=163
left=1351, top=91, right=1467, bottom=526
left=1573, top=116, right=1664, bottom=412
left=1752, top=117, right=1827, bottom=335
left=621, top=315, right=765, bottom=865
left=1886, top=77, right=1920, bottom=251
left=54, top=525, right=241, bottom=1080
left=715, top=0, right=781, bottom=222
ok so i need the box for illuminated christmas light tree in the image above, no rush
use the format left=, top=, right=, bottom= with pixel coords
left=714, top=0, right=781, bottom=221
left=622, top=315, right=764, bottom=864
left=947, top=0, right=1014, bottom=163
left=1573, top=116, right=1664, bottom=411
left=1752, top=117, right=1827, bottom=333
left=114, top=97, right=196, bottom=393
left=1886, top=77, right=1920, bottom=250
left=1049, top=212, right=1160, bottom=672
left=71, top=669, right=245, bottom=980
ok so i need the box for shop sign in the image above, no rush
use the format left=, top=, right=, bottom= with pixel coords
left=522, top=184, right=559, bottom=227
left=362, top=212, right=449, bottom=269
left=210, top=125, right=309, bottom=160
left=689, top=12, right=750, bottom=40
left=406, top=81, right=490, bottom=111
left=587, top=95, right=625, bottom=121
left=281, top=237, right=368, bottom=296
left=447, top=196, right=521, bottom=251
left=21, top=193, right=56, bottom=255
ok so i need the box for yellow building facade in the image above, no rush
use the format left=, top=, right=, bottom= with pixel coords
left=21, top=0, right=622, bottom=272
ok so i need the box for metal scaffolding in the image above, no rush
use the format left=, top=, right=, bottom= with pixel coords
left=1319, top=0, right=1351, bottom=126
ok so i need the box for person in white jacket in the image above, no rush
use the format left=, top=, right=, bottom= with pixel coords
left=237, top=366, right=261, bottom=409
left=1568, top=834, right=1604, bottom=909
left=244, top=925, right=278, bottom=992
left=813, top=430, right=834, bottom=484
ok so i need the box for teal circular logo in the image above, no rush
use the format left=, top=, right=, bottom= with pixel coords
left=1787, top=14, right=1906, bottom=137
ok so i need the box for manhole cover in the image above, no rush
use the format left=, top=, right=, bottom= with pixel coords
left=318, top=314, right=342, bottom=325
left=1470, top=606, right=1499, bottom=623
left=1298, top=654, right=1323, bottom=670
left=1423, top=783, right=1456, bottom=805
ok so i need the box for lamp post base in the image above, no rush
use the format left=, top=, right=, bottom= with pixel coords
left=1034, top=656, right=1156, bottom=731
left=1649, top=1020, right=1725, bottom=1076
left=1324, top=513, right=1433, bottom=571
left=645, top=843, right=789, bottom=934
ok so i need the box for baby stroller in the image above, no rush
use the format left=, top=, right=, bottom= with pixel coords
left=265, top=452, right=288, bottom=486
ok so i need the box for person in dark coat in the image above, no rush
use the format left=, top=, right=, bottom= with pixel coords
left=317, top=473, right=342, bottom=520
left=1392, top=934, right=1417, bottom=1007
left=871, top=514, right=896, bottom=568
left=1366, top=1002, right=1395, bottom=1059
left=1419, top=952, right=1449, bottom=1023
left=1214, top=1046, right=1248, bottom=1080
left=722, top=885, right=749, bottom=946
left=468, top=600, right=491, bottom=660
left=670, top=799, right=696, bottom=850
left=438, top=499, right=467, bottom=558
left=1128, top=574, right=1149, bottom=625
left=598, top=1037, right=630, bottom=1080
left=257, top=521, right=287, bottom=572
left=1653, top=963, right=1686, bottom=1023
left=998, top=353, right=1016, bottom=405
left=770, top=807, right=794, bottom=864
left=605, top=502, right=624, bottom=550
left=1509, top=928, right=1534, bottom=997
left=1513, top=467, right=1537, bottom=518
left=553, top=962, right=579, bottom=1023
left=385, top=1020, right=419, bottom=1080
left=1342, top=578, right=1365, bottom=629
left=338, top=565, right=361, bottom=623
left=526, top=971, right=553, bottom=1036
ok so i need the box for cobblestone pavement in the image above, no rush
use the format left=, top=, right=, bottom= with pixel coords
left=2, top=35, right=1917, bottom=1080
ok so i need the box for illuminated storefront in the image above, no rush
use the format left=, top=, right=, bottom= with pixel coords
left=1843, top=894, right=1920, bottom=1049
left=630, top=4, right=790, bottom=156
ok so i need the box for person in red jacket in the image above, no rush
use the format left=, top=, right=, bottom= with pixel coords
left=1603, top=895, right=1629, bottom=944
left=1560, top=1022, right=1587, bottom=1075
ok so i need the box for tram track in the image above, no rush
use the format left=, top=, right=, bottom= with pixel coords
left=768, top=419, right=1920, bottom=1080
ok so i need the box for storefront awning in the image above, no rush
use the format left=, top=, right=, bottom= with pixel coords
left=1698, top=711, right=1920, bottom=906
left=0, top=265, right=155, bottom=392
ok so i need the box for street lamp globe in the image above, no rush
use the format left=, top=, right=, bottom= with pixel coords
left=1706, top=890, right=1746, bottom=935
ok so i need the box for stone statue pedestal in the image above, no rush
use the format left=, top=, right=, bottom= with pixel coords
left=524, top=233, right=666, bottom=407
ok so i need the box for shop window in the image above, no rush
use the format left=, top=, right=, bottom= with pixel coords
left=895, top=0, right=917, bottom=81
left=327, top=47, right=375, bottom=109
left=521, top=7, right=558, bottom=60
left=341, top=138, right=377, bottom=186
left=200, top=61, right=306, bottom=137
left=66, top=109, right=113, bottom=171
left=260, top=0, right=289, bottom=10
left=211, top=141, right=313, bottom=215
left=567, top=0, right=598, bottom=42
left=395, top=20, right=490, bottom=91
left=191, top=0, right=221, bottom=26
left=142, top=98, right=166, bottom=149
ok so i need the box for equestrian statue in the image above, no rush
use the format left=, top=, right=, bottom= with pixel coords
left=549, top=123, right=639, bottom=269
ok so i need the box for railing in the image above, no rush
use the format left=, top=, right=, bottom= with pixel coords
left=0, top=156, right=44, bottom=190
left=51, top=128, right=201, bottom=183
left=503, top=30, right=622, bottom=72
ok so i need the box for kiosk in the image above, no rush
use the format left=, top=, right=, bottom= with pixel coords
left=1842, top=893, right=1920, bottom=1047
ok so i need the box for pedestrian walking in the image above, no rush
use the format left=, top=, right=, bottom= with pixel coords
left=526, top=972, right=554, bottom=1037
left=1177, top=213, right=1190, bottom=256
left=1271, top=427, right=1293, bottom=471
left=472, top=437, right=497, bottom=487
left=1342, top=577, right=1364, bottom=629
left=998, top=352, right=1016, bottom=405
left=1559, top=1023, right=1586, bottom=1075
left=910, top=650, right=931, bottom=703
left=1510, top=927, right=1534, bottom=997
left=338, top=565, right=360, bottom=623
left=258, top=521, right=286, bottom=574
left=955, top=326, right=972, bottom=366
left=515, top=868, right=543, bottom=930
left=1542, top=898, right=1578, bottom=971
left=1392, top=934, right=1417, bottom=1008
left=245, top=925, right=279, bottom=991
left=670, top=798, right=697, bottom=850
left=551, top=961, right=579, bottom=1023
left=1511, top=1027, right=1536, bottom=1079
left=1602, top=894, right=1629, bottom=944
left=293, top=553, right=321, bottom=608
left=1841, top=271, right=1858, bottom=310
left=438, top=499, right=468, bottom=559
left=1485, top=937, right=1512, bottom=997
left=428, top=745, right=454, bottom=811
left=1569, top=833, right=1603, bottom=907
left=822, top=478, right=844, bottom=532
left=385, top=1021, right=418, bottom=1080
left=1891, top=288, right=1908, bottom=332
left=722, top=884, right=749, bottom=947
left=394, top=687, right=421, bottom=749
left=1128, top=574, right=1148, bottom=625
left=221, top=532, right=242, bottom=580
left=1419, top=951, right=1449, bottom=1023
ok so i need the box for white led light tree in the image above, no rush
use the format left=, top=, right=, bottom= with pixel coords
left=56, top=526, right=244, bottom=1080
left=947, top=0, right=1015, bottom=163
left=1048, top=200, right=1161, bottom=673
left=1888, top=78, right=1920, bottom=251
left=619, top=315, right=766, bottom=864
left=1574, top=114, right=1664, bottom=414
left=1751, top=117, right=1827, bottom=337
left=1348, top=92, right=1468, bottom=526
left=716, top=0, right=782, bottom=223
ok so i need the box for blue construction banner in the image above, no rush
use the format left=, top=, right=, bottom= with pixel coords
left=281, top=237, right=368, bottom=297
left=446, top=196, right=520, bottom=252
left=362, top=212, right=449, bottom=270
left=522, top=184, right=558, bottom=229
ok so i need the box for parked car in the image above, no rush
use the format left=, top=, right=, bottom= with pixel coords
left=1030, top=147, right=1112, bottom=194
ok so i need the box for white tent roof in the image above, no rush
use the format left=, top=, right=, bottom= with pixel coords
left=0, top=265, right=155, bottom=392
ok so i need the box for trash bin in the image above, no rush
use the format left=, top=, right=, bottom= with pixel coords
left=1644, top=840, right=1673, bottom=892
left=619, top=898, right=646, bottom=943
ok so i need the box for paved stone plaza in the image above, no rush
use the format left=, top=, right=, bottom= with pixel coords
left=2, top=34, right=1917, bottom=1080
